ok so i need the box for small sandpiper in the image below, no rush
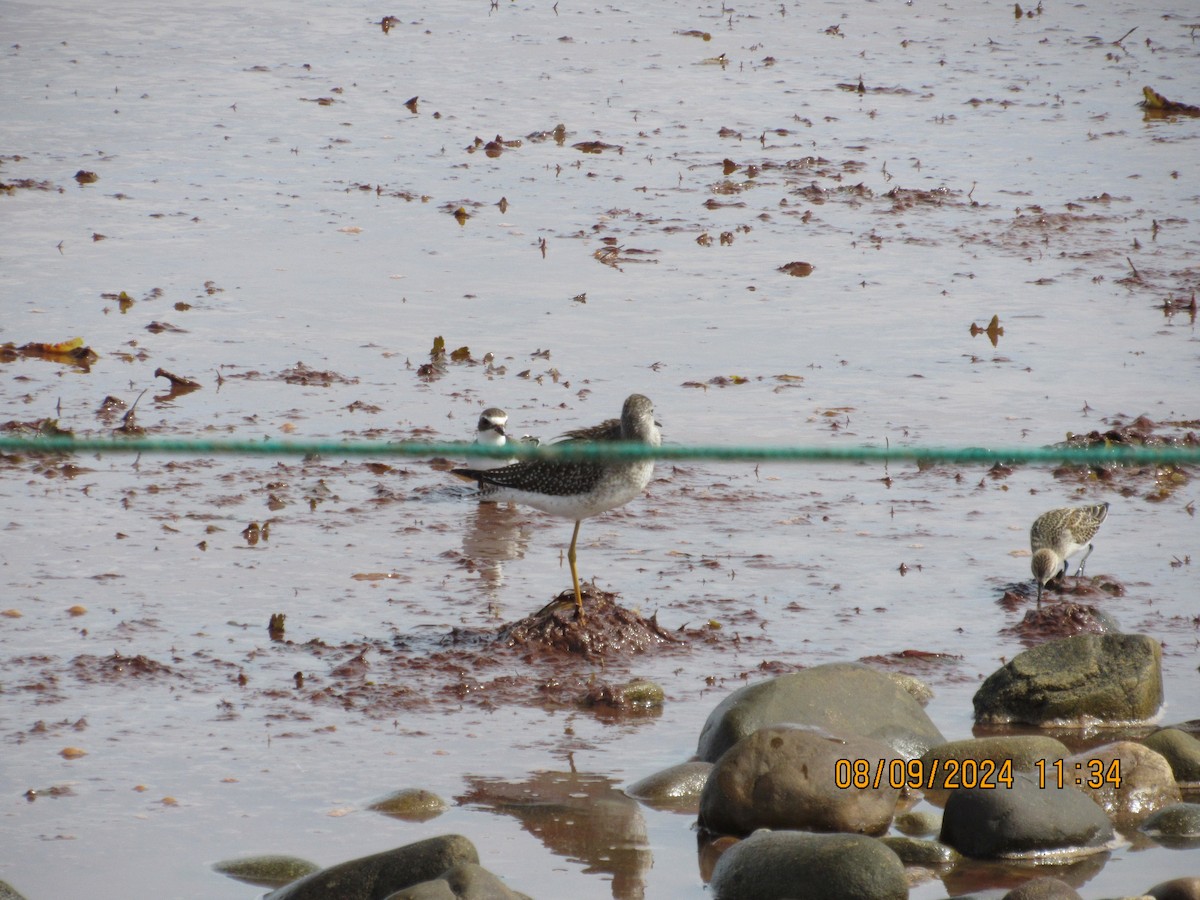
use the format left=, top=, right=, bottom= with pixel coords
left=453, top=394, right=661, bottom=619
left=470, top=407, right=541, bottom=473
left=471, top=407, right=511, bottom=471
left=1029, top=502, right=1110, bottom=607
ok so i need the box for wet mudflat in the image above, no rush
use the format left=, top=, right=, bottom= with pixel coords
left=2, top=0, right=1199, bottom=897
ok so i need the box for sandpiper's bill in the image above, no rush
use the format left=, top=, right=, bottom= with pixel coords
left=1030, top=502, right=1110, bottom=607
left=453, top=394, right=661, bottom=619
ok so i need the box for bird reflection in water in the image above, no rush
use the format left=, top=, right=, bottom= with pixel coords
left=458, top=767, right=651, bottom=900
left=460, top=500, right=530, bottom=613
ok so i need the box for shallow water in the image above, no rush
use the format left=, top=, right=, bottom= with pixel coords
left=2, top=0, right=1199, bottom=897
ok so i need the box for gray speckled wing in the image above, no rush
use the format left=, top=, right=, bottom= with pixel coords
left=558, top=418, right=622, bottom=443
left=463, top=459, right=608, bottom=498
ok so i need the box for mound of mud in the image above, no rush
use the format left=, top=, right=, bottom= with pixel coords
left=998, top=574, right=1126, bottom=644
left=497, top=583, right=684, bottom=659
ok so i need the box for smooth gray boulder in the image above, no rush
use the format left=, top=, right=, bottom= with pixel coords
left=368, top=788, right=448, bottom=822
left=697, top=662, right=945, bottom=763
left=1139, top=802, right=1200, bottom=845
left=212, top=854, right=320, bottom=888
left=920, top=735, right=1070, bottom=792
left=893, top=808, right=941, bottom=837
left=1001, top=876, right=1083, bottom=899
left=1068, top=741, right=1180, bottom=829
left=383, top=862, right=531, bottom=899
left=973, top=633, right=1162, bottom=726
left=1143, top=728, right=1200, bottom=784
left=699, top=725, right=899, bottom=836
left=709, top=829, right=907, bottom=900
left=887, top=671, right=934, bottom=706
left=265, top=835, right=479, bottom=900
left=879, top=835, right=959, bottom=866
left=1147, top=877, right=1200, bottom=900
left=940, top=772, right=1113, bottom=858
left=625, top=761, right=712, bottom=809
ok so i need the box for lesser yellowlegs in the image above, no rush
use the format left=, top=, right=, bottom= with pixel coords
left=453, top=394, right=661, bottom=619
left=1029, top=502, right=1110, bottom=607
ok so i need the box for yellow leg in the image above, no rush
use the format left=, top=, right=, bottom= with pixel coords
left=567, top=519, right=585, bottom=621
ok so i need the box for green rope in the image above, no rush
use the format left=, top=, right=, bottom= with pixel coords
left=0, top=435, right=1197, bottom=465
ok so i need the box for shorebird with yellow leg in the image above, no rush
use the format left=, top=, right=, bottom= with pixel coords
left=452, top=394, right=661, bottom=621
left=1029, top=502, right=1110, bottom=607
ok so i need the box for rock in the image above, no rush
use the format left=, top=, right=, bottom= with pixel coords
left=893, top=808, right=940, bottom=837
left=697, top=662, right=945, bottom=763
left=1147, top=877, right=1200, bottom=900
left=973, top=633, right=1163, bottom=726
left=920, top=736, right=1070, bottom=792
left=940, top=771, right=1112, bottom=858
left=1068, top=741, right=1180, bottom=828
left=887, top=671, right=934, bottom=706
left=699, top=725, right=899, bottom=837
left=697, top=835, right=740, bottom=883
left=1174, top=720, right=1200, bottom=738
left=368, top=788, right=449, bottom=822
left=709, top=829, right=907, bottom=900
left=625, top=761, right=712, bottom=810
left=383, top=862, right=531, bottom=899
left=582, top=678, right=665, bottom=708
left=1002, top=876, right=1083, bottom=899
left=1143, top=728, right=1200, bottom=784
left=879, top=835, right=959, bottom=866
left=265, top=835, right=479, bottom=900
left=212, top=855, right=321, bottom=887
left=1139, top=802, right=1200, bottom=844
left=0, top=881, right=29, bottom=900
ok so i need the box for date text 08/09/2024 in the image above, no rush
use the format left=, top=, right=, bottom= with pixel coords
left=833, top=757, right=1123, bottom=792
